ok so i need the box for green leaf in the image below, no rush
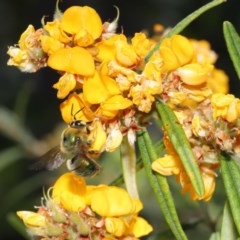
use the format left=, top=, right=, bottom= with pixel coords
left=7, top=212, right=31, bottom=240
left=155, top=100, right=204, bottom=196
left=209, top=232, right=221, bottom=240
left=223, top=21, right=240, bottom=80
left=220, top=153, right=240, bottom=235
left=137, top=129, right=187, bottom=240
left=220, top=202, right=238, bottom=240
left=145, top=0, right=226, bottom=62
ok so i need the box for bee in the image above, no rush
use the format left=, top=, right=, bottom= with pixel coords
left=31, top=118, right=102, bottom=177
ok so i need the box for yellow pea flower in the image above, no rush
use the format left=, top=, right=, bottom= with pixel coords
left=129, top=216, right=153, bottom=238
left=17, top=211, right=46, bottom=228
left=47, top=46, right=95, bottom=76
left=131, top=32, right=153, bottom=58
left=207, top=68, right=229, bottom=94
left=96, top=95, right=132, bottom=118
left=115, top=37, right=139, bottom=67
left=53, top=73, right=76, bottom=99
left=90, top=185, right=143, bottom=217
left=7, top=25, right=46, bottom=72
left=60, top=92, right=94, bottom=123
left=43, top=19, right=70, bottom=43
left=160, top=34, right=195, bottom=71
left=17, top=172, right=152, bottom=239
left=83, top=71, right=120, bottom=104
left=88, top=119, right=107, bottom=153
left=52, top=172, right=87, bottom=212
left=152, top=154, right=182, bottom=176
left=176, top=63, right=213, bottom=86
left=40, top=35, right=64, bottom=55
left=96, top=35, right=122, bottom=62
left=190, top=39, right=217, bottom=65
left=61, top=6, right=102, bottom=46
left=105, top=217, right=129, bottom=237
left=97, top=34, right=140, bottom=67
left=178, top=169, right=216, bottom=201
left=211, top=93, right=240, bottom=122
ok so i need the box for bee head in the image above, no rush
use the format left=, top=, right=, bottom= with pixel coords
left=69, top=120, right=86, bottom=128
left=60, top=128, right=81, bottom=153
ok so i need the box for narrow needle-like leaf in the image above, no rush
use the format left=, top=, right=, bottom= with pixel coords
left=155, top=101, right=204, bottom=196
left=220, top=153, right=240, bottom=235
left=137, top=129, right=187, bottom=240
left=223, top=21, right=240, bottom=80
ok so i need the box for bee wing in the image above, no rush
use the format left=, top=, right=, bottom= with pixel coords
left=66, top=154, right=102, bottom=177
left=30, top=146, right=67, bottom=171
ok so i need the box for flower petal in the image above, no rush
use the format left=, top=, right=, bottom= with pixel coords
left=90, top=186, right=142, bottom=217
left=53, top=73, right=76, bottom=99
left=17, top=211, right=46, bottom=227
left=61, top=6, right=102, bottom=40
left=52, top=172, right=87, bottom=212
left=47, top=46, right=95, bottom=76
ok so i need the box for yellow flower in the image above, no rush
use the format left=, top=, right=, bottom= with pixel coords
left=207, top=68, right=229, bottom=94
left=152, top=134, right=216, bottom=201
left=115, top=37, right=140, bottom=67
left=83, top=71, right=132, bottom=119
left=176, top=63, right=213, bottom=86
left=152, top=154, right=182, bottom=176
left=160, top=35, right=194, bottom=71
left=142, top=54, right=162, bottom=81
left=190, top=39, right=217, bottom=65
left=211, top=93, right=240, bottom=122
left=105, top=216, right=153, bottom=238
left=89, top=185, right=143, bottom=217
left=129, top=216, right=153, bottom=238
left=60, top=93, right=94, bottom=123
left=96, top=35, right=122, bottom=62
left=96, top=34, right=139, bottom=67
left=43, top=19, right=70, bottom=43
left=152, top=134, right=183, bottom=176
left=7, top=25, right=46, bottom=72
left=17, top=172, right=152, bottom=239
left=88, top=119, right=107, bottom=153
left=47, top=46, right=95, bottom=75
left=178, top=169, right=216, bottom=201
left=17, top=211, right=46, bottom=228
left=61, top=6, right=102, bottom=46
left=40, top=35, right=64, bottom=55
left=52, top=172, right=87, bottom=212
left=53, top=73, right=77, bottom=99
left=83, top=71, right=121, bottom=104
left=105, top=217, right=129, bottom=237
left=96, top=95, right=133, bottom=118
left=131, top=32, right=153, bottom=58
left=129, top=77, right=162, bottom=113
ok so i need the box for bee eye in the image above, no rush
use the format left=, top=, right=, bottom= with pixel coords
left=63, top=136, right=67, bottom=142
left=70, top=120, right=86, bottom=128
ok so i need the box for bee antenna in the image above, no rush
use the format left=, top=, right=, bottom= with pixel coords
left=71, top=104, right=85, bottom=121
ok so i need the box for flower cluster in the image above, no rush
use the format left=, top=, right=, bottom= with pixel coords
left=150, top=37, right=236, bottom=201
left=17, top=172, right=152, bottom=239
left=8, top=3, right=236, bottom=203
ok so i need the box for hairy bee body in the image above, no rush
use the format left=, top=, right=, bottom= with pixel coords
left=31, top=121, right=102, bottom=177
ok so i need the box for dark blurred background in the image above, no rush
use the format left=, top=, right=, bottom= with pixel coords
left=1, top=0, right=240, bottom=239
